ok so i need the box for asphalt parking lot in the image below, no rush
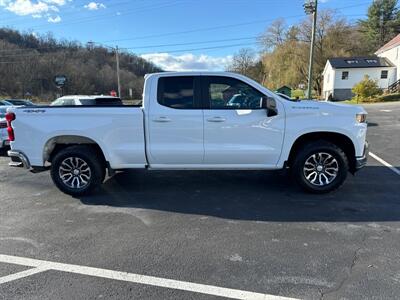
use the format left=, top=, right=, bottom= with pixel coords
left=0, top=102, right=399, bottom=300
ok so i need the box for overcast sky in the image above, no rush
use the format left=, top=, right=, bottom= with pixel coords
left=0, top=0, right=371, bottom=71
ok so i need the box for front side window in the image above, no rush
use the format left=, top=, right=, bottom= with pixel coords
left=79, top=99, right=96, bottom=105
left=342, top=71, right=349, bottom=80
left=381, top=70, right=388, bottom=79
left=157, top=77, right=194, bottom=109
left=51, top=98, right=73, bottom=106
left=62, top=99, right=75, bottom=106
left=205, top=77, right=264, bottom=109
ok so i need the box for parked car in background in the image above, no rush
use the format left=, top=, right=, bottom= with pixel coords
left=0, top=107, right=7, bottom=118
left=51, top=95, right=123, bottom=106
left=7, top=72, right=369, bottom=196
left=4, top=99, right=35, bottom=106
left=0, top=116, right=9, bottom=149
left=0, top=100, right=12, bottom=106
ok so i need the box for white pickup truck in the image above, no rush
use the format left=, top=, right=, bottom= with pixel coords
left=6, top=72, right=369, bottom=195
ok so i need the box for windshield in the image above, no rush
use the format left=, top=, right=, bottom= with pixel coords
left=6, top=100, right=34, bottom=106
left=0, top=100, right=12, bottom=106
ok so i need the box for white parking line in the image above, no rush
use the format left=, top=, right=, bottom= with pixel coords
left=0, top=254, right=297, bottom=300
left=370, top=152, right=400, bottom=176
left=0, top=266, right=49, bottom=284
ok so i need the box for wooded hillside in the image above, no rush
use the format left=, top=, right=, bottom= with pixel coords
left=0, top=28, right=161, bottom=101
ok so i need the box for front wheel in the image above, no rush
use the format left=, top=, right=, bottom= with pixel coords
left=50, top=145, right=105, bottom=196
left=292, top=141, right=349, bottom=193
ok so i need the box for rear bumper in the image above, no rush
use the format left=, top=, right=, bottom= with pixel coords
left=355, top=141, right=369, bottom=170
left=7, top=150, right=31, bottom=169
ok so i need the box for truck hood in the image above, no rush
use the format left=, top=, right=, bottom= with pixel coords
left=286, top=100, right=367, bottom=115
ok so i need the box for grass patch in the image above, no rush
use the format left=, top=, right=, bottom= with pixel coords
left=343, top=99, right=360, bottom=104
left=345, top=93, right=400, bottom=104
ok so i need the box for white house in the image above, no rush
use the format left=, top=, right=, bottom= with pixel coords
left=322, top=34, right=400, bottom=101
left=375, top=33, right=400, bottom=85
left=322, top=56, right=395, bottom=101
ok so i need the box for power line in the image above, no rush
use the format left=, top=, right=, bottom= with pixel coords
left=0, top=1, right=371, bottom=34
left=0, top=11, right=369, bottom=57
left=98, top=2, right=371, bottom=43
left=0, top=36, right=257, bottom=57
left=100, top=15, right=304, bottom=43
left=0, top=2, right=372, bottom=56
left=122, top=36, right=258, bottom=50
left=0, top=41, right=259, bottom=62
left=139, top=42, right=259, bottom=55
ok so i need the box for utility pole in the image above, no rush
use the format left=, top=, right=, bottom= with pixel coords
left=115, top=46, right=121, bottom=98
left=304, top=0, right=318, bottom=99
left=87, top=41, right=122, bottom=98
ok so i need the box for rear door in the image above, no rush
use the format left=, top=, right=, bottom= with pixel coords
left=147, top=76, right=204, bottom=165
left=202, top=76, right=285, bottom=166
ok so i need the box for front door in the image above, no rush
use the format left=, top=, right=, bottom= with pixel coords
left=147, top=76, right=204, bottom=165
left=202, top=76, right=285, bottom=167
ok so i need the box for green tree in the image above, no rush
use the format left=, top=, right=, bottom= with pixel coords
left=259, top=10, right=365, bottom=94
left=359, top=0, right=400, bottom=52
left=352, top=75, right=383, bottom=101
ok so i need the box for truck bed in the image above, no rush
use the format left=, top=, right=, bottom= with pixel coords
left=10, top=106, right=147, bottom=169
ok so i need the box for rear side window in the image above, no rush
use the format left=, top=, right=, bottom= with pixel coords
left=157, top=77, right=194, bottom=109
left=79, top=98, right=123, bottom=106
left=79, top=99, right=96, bottom=105
left=95, top=98, right=123, bottom=106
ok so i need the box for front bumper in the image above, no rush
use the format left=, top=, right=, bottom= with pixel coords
left=7, top=150, right=31, bottom=169
left=355, top=141, right=369, bottom=170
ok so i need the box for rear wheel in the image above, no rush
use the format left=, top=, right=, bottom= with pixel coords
left=50, top=145, right=105, bottom=196
left=292, top=140, right=349, bottom=193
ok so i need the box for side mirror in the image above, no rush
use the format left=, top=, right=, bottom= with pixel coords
left=261, top=97, right=278, bottom=117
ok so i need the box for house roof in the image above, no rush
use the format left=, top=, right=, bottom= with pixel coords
left=277, top=85, right=292, bottom=90
left=328, top=56, right=394, bottom=69
left=375, top=34, right=400, bottom=55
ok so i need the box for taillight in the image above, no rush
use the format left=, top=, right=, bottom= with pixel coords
left=5, top=112, right=15, bottom=141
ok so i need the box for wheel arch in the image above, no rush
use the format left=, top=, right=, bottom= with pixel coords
left=286, top=132, right=356, bottom=173
left=43, top=135, right=107, bottom=166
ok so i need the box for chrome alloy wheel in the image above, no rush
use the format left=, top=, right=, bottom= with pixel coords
left=303, top=152, right=339, bottom=186
left=59, top=157, right=92, bottom=189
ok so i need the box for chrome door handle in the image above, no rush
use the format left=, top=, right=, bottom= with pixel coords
left=207, top=117, right=226, bottom=123
left=153, top=116, right=171, bottom=123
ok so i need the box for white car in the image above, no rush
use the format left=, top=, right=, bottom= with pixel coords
left=0, top=100, right=12, bottom=106
left=51, top=95, right=122, bottom=106
left=0, top=117, right=9, bottom=149
left=7, top=72, right=369, bottom=195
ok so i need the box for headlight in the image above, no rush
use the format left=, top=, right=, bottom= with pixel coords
left=356, top=113, right=367, bottom=123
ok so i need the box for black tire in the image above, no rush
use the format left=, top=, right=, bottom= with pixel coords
left=50, top=145, right=105, bottom=196
left=292, top=140, right=349, bottom=194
